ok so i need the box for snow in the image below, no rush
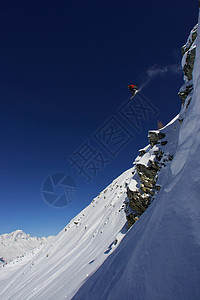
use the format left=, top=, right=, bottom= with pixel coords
left=1, top=13, right=200, bottom=300
left=0, top=245, right=45, bottom=286
left=0, top=168, right=134, bottom=299
left=128, top=178, right=139, bottom=191
left=182, top=24, right=198, bottom=82
left=183, top=24, right=198, bottom=51
left=136, top=147, right=157, bottom=167
left=72, top=15, right=200, bottom=300
left=0, top=230, right=54, bottom=263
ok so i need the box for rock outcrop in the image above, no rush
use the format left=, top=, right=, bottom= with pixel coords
left=178, top=24, right=198, bottom=107
left=178, top=83, right=193, bottom=105
left=125, top=134, right=168, bottom=228
left=148, top=131, right=166, bottom=147
left=125, top=23, right=198, bottom=229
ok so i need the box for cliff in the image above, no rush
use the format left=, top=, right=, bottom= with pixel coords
left=73, top=13, right=200, bottom=300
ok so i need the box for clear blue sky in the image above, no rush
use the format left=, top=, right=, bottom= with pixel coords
left=0, top=1, right=198, bottom=237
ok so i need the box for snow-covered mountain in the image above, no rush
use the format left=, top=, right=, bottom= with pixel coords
left=0, top=10, right=200, bottom=300
left=0, top=169, right=134, bottom=299
left=0, top=230, right=54, bottom=263
left=73, top=16, right=200, bottom=300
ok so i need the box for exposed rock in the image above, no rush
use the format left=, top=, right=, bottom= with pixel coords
left=186, top=97, right=192, bottom=109
left=179, top=25, right=197, bottom=112
left=139, top=149, right=146, bottom=156
left=126, top=153, right=163, bottom=228
left=148, top=131, right=166, bottom=147
left=127, top=190, right=147, bottom=213
left=178, top=85, right=193, bottom=105
left=154, top=149, right=164, bottom=161
left=125, top=126, right=175, bottom=228
left=155, top=185, right=161, bottom=191
left=125, top=23, right=196, bottom=230
left=176, top=27, right=197, bottom=133
left=183, top=47, right=196, bottom=81
left=137, top=163, right=158, bottom=180
left=182, top=34, right=197, bottom=55
left=126, top=185, right=152, bottom=227
left=160, top=141, right=168, bottom=146
left=126, top=213, right=139, bottom=227
left=181, top=24, right=198, bottom=55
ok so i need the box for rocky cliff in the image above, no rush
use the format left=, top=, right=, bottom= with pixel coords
left=1, top=10, right=199, bottom=300
left=125, top=23, right=198, bottom=228
left=73, top=14, right=200, bottom=299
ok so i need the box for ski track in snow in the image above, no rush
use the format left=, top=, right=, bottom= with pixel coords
left=0, top=169, right=134, bottom=300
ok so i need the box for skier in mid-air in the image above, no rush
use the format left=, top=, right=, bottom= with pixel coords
left=127, top=84, right=139, bottom=98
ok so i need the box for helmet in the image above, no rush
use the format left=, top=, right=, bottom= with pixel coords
left=128, top=84, right=137, bottom=89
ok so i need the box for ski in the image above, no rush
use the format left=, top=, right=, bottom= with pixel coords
left=130, top=88, right=141, bottom=100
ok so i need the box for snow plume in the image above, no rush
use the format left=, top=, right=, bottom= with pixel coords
left=139, top=64, right=182, bottom=89
left=147, top=64, right=181, bottom=76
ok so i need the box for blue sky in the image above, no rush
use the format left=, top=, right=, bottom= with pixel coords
left=0, top=1, right=198, bottom=237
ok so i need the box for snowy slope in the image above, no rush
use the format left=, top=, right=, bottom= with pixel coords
left=0, top=243, right=49, bottom=294
left=73, top=16, right=200, bottom=300
left=0, top=230, right=54, bottom=263
left=0, top=168, right=135, bottom=299
left=1, top=12, right=200, bottom=300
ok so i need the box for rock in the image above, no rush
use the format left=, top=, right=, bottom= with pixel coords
left=153, top=149, right=164, bottom=161
left=168, top=155, right=173, bottom=161
left=126, top=213, right=139, bottom=227
left=139, top=149, right=146, bottom=156
left=155, top=185, right=161, bottom=191
left=126, top=129, right=168, bottom=227
left=182, top=32, right=197, bottom=55
left=179, top=25, right=197, bottom=109
left=186, top=97, right=192, bottom=109
left=148, top=131, right=166, bottom=147
left=178, top=85, right=193, bottom=105
left=126, top=160, right=160, bottom=227
left=181, top=24, right=198, bottom=55
left=183, top=47, right=196, bottom=81
left=136, top=164, right=158, bottom=181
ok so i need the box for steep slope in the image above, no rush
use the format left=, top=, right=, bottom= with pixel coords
left=73, top=17, right=200, bottom=300
left=0, top=230, right=54, bottom=263
left=0, top=168, right=134, bottom=299
left=0, top=135, right=173, bottom=300
left=1, top=121, right=179, bottom=300
left=1, top=12, right=199, bottom=300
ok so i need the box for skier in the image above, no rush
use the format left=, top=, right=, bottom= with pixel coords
left=127, top=84, right=138, bottom=97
